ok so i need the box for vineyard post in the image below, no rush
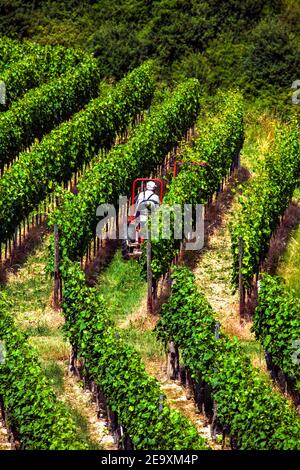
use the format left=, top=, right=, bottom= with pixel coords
left=238, top=235, right=245, bottom=318
left=147, top=208, right=153, bottom=314
left=211, top=321, right=220, bottom=442
left=54, top=224, right=60, bottom=310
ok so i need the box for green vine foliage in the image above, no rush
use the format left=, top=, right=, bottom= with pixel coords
left=253, top=274, right=300, bottom=392
left=51, top=78, right=201, bottom=264
left=156, top=267, right=300, bottom=450
left=0, top=39, right=85, bottom=107
left=0, top=37, right=31, bottom=73
left=51, top=80, right=204, bottom=448
left=0, top=61, right=156, bottom=243
left=140, top=91, right=244, bottom=282
left=61, top=260, right=206, bottom=450
left=0, top=292, right=85, bottom=450
left=230, top=124, right=300, bottom=289
left=0, top=57, right=100, bottom=168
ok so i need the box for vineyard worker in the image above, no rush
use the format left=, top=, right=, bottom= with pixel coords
left=135, top=181, right=160, bottom=232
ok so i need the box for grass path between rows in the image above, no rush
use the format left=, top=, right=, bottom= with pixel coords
left=1, top=235, right=115, bottom=450
left=1, top=110, right=295, bottom=450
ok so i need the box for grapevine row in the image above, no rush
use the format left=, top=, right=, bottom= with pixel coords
left=230, top=124, right=300, bottom=290
left=0, top=57, right=100, bottom=171
left=156, top=267, right=300, bottom=450
left=0, top=36, right=47, bottom=73
left=0, top=37, right=75, bottom=73
left=61, top=260, right=206, bottom=450
left=141, top=91, right=244, bottom=282
left=0, top=293, right=85, bottom=450
left=0, top=37, right=25, bottom=73
left=0, top=61, right=156, bottom=244
left=0, top=40, right=85, bottom=107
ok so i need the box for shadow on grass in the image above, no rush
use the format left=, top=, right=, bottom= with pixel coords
left=0, top=222, right=48, bottom=285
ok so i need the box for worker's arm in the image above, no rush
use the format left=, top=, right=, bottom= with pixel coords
left=151, top=194, right=160, bottom=205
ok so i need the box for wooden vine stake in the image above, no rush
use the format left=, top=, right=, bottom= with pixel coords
left=53, top=224, right=61, bottom=310
left=238, top=235, right=245, bottom=319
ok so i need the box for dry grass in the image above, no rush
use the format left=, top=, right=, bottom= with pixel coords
left=95, top=249, right=147, bottom=326
left=270, top=199, right=300, bottom=297
left=0, top=410, right=11, bottom=451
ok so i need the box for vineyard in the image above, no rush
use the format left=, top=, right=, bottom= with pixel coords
left=0, top=31, right=300, bottom=455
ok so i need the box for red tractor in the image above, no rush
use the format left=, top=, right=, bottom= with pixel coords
left=122, top=178, right=164, bottom=259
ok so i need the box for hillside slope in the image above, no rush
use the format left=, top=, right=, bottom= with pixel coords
left=1, top=0, right=300, bottom=112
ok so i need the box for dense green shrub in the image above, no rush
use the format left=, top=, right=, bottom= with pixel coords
left=140, top=91, right=244, bottom=282
left=0, top=40, right=85, bottom=106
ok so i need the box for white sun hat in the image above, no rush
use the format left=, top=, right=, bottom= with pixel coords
left=146, top=181, right=157, bottom=191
